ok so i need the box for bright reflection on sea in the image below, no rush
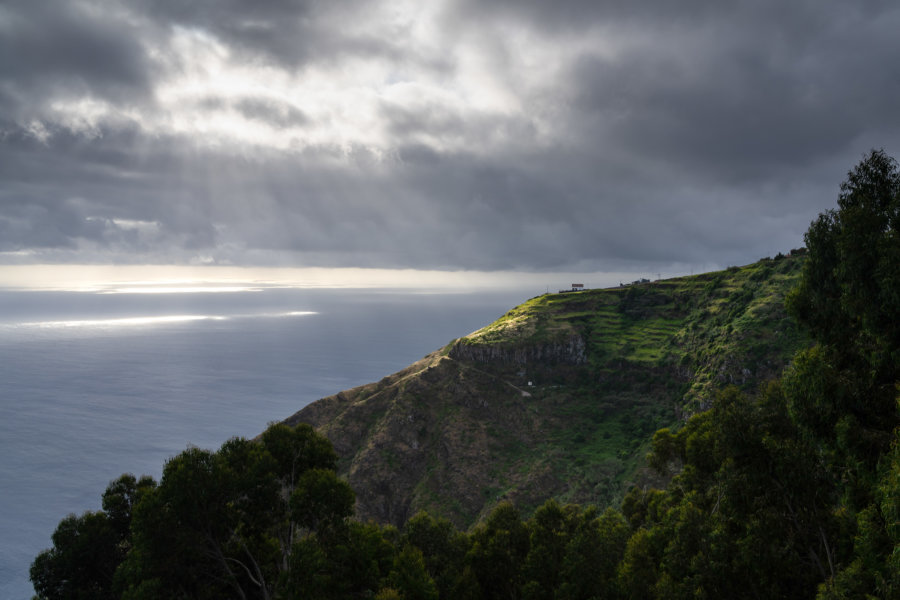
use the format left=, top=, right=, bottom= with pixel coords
left=99, top=286, right=263, bottom=294
left=24, top=315, right=228, bottom=329
left=19, top=311, right=319, bottom=330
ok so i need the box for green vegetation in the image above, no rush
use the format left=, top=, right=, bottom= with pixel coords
left=33, top=150, right=900, bottom=598
left=458, top=248, right=806, bottom=410
left=31, top=423, right=360, bottom=599
left=306, top=246, right=809, bottom=527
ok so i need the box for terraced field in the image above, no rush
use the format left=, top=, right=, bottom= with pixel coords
left=458, top=253, right=807, bottom=411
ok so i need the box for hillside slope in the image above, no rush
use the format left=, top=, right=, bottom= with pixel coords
left=284, top=254, right=809, bottom=528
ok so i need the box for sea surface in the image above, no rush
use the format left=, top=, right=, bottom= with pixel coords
left=0, top=285, right=533, bottom=599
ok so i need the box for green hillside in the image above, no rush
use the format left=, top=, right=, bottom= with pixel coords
left=456, top=251, right=806, bottom=409
left=287, top=253, right=809, bottom=527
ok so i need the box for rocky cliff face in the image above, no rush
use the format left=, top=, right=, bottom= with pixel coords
left=286, top=352, right=558, bottom=527
left=283, top=256, right=809, bottom=529
left=448, top=335, right=587, bottom=365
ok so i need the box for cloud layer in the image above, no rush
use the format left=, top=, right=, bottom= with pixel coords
left=2, top=0, right=899, bottom=272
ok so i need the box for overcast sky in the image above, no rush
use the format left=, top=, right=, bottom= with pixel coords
left=2, top=0, right=899, bottom=277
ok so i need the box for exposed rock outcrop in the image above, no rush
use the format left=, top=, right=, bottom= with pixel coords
left=449, top=335, right=587, bottom=365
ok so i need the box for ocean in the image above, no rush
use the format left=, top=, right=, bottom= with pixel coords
left=0, top=285, right=533, bottom=599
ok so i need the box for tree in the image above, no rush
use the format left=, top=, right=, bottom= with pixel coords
left=116, top=424, right=351, bottom=600
left=101, top=473, right=156, bottom=542
left=467, top=502, right=530, bottom=600
left=31, top=474, right=157, bottom=600
left=786, top=149, right=900, bottom=472
left=522, top=500, right=571, bottom=600
left=822, top=432, right=900, bottom=599
left=383, top=544, right=439, bottom=600
left=616, top=528, right=660, bottom=600
left=290, top=468, right=355, bottom=535
left=284, top=521, right=395, bottom=599
left=261, top=422, right=342, bottom=570
left=403, top=512, right=472, bottom=598
left=781, top=150, right=900, bottom=597
left=31, top=511, right=121, bottom=600
left=117, top=445, right=265, bottom=599
left=260, top=422, right=337, bottom=489
left=557, top=506, right=629, bottom=600
left=638, top=385, right=842, bottom=598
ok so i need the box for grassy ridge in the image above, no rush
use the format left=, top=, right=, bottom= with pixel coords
left=458, top=253, right=805, bottom=408
left=288, top=254, right=809, bottom=527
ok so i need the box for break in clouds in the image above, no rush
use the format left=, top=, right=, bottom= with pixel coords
left=1, top=0, right=899, bottom=272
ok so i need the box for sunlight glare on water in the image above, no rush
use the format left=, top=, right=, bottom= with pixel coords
left=24, top=315, right=229, bottom=328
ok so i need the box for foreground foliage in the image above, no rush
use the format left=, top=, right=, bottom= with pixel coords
left=33, top=151, right=900, bottom=598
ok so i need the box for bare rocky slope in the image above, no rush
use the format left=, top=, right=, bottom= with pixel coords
left=284, top=254, right=809, bottom=528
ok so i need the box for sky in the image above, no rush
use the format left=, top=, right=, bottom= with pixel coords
left=2, top=0, right=900, bottom=284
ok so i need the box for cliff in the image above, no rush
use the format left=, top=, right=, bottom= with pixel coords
left=448, top=335, right=587, bottom=365
left=284, top=254, right=809, bottom=528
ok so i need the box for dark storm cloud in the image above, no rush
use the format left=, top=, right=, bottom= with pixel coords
left=0, top=0, right=152, bottom=121
left=1, top=0, right=900, bottom=273
left=562, top=3, right=900, bottom=184
left=0, top=124, right=217, bottom=254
